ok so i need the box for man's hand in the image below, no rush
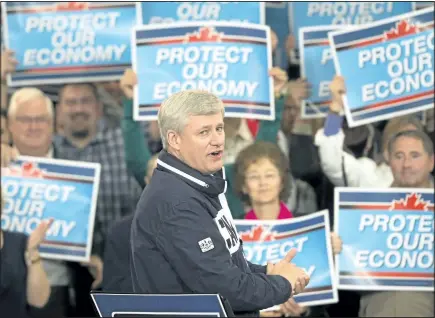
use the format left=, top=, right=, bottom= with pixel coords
left=120, top=69, right=137, bottom=100
left=1, top=49, right=18, bottom=81
left=27, top=218, right=54, bottom=251
left=1, top=144, right=19, bottom=167
left=287, top=78, right=311, bottom=105
left=280, top=298, right=307, bottom=317
left=81, top=255, right=104, bottom=289
left=329, top=76, right=346, bottom=113
left=269, top=67, right=289, bottom=97
left=268, top=249, right=310, bottom=296
left=331, top=232, right=343, bottom=255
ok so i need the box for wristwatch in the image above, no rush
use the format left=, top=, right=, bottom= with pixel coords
left=25, top=249, right=41, bottom=266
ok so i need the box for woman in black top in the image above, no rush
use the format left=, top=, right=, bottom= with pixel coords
left=0, top=188, right=52, bottom=318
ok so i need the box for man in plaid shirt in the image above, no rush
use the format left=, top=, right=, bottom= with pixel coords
left=54, top=83, right=143, bottom=291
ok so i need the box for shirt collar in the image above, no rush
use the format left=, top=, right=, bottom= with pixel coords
left=156, top=150, right=227, bottom=197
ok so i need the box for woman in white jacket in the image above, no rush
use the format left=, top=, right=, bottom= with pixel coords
left=314, top=76, right=425, bottom=188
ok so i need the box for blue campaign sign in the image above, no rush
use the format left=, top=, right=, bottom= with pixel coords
left=137, top=2, right=264, bottom=25
left=265, top=2, right=290, bottom=69
left=234, top=210, right=338, bottom=307
left=1, top=2, right=136, bottom=86
left=1, top=156, right=100, bottom=262
left=289, top=2, right=413, bottom=44
left=329, top=7, right=434, bottom=127
left=334, top=188, right=434, bottom=291
left=132, top=22, right=274, bottom=121
left=299, top=25, right=343, bottom=118
left=91, top=293, right=229, bottom=317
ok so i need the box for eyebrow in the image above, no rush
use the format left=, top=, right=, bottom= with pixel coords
left=196, top=125, right=212, bottom=132
left=196, top=123, right=223, bottom=131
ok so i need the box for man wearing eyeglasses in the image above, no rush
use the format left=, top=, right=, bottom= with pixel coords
left=4, top=87, right=73, bottom=318
left=7, top=88, right=54, bottom=157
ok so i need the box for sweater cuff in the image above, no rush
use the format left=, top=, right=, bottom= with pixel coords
left=324, top=112, right=343, bottom=136
left=122, top=96, right=133, bottom=118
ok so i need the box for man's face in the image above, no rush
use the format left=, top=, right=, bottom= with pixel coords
left=8, top=97, right=53, bottom=152
left=175, top=113, right=225, bottom=175
left=389, top=136, right=434, bottom=187
left=383, top=123, right=419, bottom=161
left=59, top=85, right=101, bottom=139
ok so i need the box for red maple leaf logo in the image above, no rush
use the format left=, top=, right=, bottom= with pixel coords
left=55, top=2, right=89, bottom=12
left=185, top=27, right=223, bottom=43
left=385, top=20, right=418, bottom=40
left=5, top=162, right=44, bottom=178
left=239, top=225, right=276, bottom=242
left=390, top=193, right=430, bottom=211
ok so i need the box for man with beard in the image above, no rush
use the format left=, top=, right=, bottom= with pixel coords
left=54, top=83, right=142, bottom=315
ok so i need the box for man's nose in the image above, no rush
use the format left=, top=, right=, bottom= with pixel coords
left=403, top=156, right=413, bottom=168
left=210, top=130, right=224, bottom=146
left=28, top=120, right=42, bottom=130
left=71, top=102, right=87, bottom=113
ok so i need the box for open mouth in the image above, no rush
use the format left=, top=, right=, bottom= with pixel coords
left=209, top=150, right=223, bottom=158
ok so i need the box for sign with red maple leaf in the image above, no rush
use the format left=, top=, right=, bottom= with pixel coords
left=3, top=161, right=45, bottom=178
left=2, top=2, right=136, bottom=86
left=234, top=210, right=338, bottom=307
left=132, top=21, right=274, bottom=121
left=390, top=193, right=431, bottom=211
left=239, top=225, right=277, bottom=242
left=1, top=156, right=101, bottom=263
left=334, top=187, right=434, bottom=292
left=328, top=7, right=434, bottom=127
left=54, top=2, right=89, bottom=12
left=384, top=20, right=419, bottom=40
left=185, top=27, right=223, bottom=43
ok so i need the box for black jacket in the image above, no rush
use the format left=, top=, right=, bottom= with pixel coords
left=102, top=215, right=134, bottom=293
left=130, top=150, right=292, bottom=315
left=0, top=231, right=29, bottom=318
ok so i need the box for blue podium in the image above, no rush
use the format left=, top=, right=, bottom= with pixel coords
left=90, top=292, right=233, bottom=317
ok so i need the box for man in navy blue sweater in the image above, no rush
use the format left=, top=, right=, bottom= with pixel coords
left=129, top=83, right=310, bottom=316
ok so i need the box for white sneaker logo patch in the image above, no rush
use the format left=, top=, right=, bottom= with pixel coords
left=198, top=237, right=214, bottom=253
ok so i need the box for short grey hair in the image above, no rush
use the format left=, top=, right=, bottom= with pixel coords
left=158, top=90, right=225, bottom=149
left=388, top=129, right=434, bottom=156
left=8, top=87, right=53, bottom=118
